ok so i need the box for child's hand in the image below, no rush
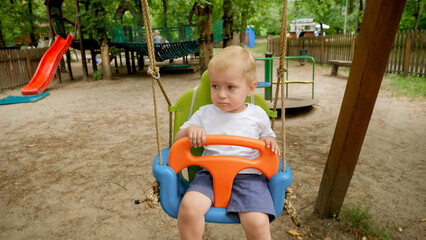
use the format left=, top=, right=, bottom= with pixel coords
left=261, top=136, right=280, bottom=156
left=187, top=125, right=207, bottom=148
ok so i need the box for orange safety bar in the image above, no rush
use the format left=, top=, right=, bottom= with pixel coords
left=168, top=135, right=279, bottom=208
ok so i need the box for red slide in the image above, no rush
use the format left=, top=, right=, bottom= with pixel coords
left=21, top=34, right=73, bottom=95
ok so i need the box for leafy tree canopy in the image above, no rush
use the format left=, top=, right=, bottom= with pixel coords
left=0, top=0, right=424, bottom=47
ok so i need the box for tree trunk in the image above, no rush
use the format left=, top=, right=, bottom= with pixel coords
left=239, top=9, right=247, bottom=47
left=101, top=36, right=112, bottom=80
left=355, top=0, right=364, bottom=33
left=0, top=19, right=5, bottom=48
left=240, top=2, right=248, bottom=47
left=162, top=0, right=168, bottom=27
left=415, top=0, right=424, bottom=30
left=28, top=0, right=37, bottom=47
left=347, top=0, right=354, bottom=33
left=222, top=0, right=233, bottom=48
left=348, top=0, right=354, bottom=13
left=198, top=4, right=213, bottom=73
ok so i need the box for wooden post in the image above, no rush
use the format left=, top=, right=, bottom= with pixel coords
left=66, top=50, right=73, bottom=80
left=350, top=37, right=355, bottom=61
left=90, top=48, right=97, bottom=72
left=314, top=0, right=406, bottom=218
left=403, top=34, right=412, bottom=77
left=131, top=51, right=136, bottom=73
left=25, top=50, right=33, bottom=79
left=74, top=0, right=88, bottom=81
left=222, top=0, right=233, bottom=48
left=46, top=5, right=54, bottom=41
left=125, top=48, right=131, bottom=74
left=321, top=36, right=325, bottom=63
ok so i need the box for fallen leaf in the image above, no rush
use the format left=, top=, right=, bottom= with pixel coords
left=422, top=218, right=426, bottom=222
left=398, top=227, right=403, bottom=232
left=287, top=229, right=301, bottom=237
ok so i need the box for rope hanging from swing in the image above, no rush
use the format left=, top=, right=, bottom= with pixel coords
left=274, top=0, right=299, bottom=226
left=140, top=0, right=174, bottom=165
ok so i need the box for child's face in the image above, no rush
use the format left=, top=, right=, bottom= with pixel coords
left=209, top=67, right=256, bottom=113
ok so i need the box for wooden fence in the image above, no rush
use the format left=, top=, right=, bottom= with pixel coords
left=0, top=48, right=48, bottom=90
left=268, top=30, right=426, bottom=76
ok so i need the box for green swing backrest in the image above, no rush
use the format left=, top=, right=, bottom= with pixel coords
left=168, top=70, right=277, bottom=180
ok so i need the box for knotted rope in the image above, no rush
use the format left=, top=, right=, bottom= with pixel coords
left=141, top=0, right=173, bottom=166
left=140, top=0, right=171, bottom=207
left=271, top=0, right=288, bottom=173
left=273, top=0, right=299, bottom=226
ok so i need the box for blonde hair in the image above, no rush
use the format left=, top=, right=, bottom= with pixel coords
left=208, top=45, right=257, bottom=84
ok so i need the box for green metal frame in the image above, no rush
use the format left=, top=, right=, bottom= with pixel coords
left=255, top=56, right=316, bottom=100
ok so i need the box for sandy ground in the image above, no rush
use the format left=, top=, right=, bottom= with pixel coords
left=0, top=55, right=425, bottom=240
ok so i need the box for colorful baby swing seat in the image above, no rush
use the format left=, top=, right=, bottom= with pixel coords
left=152, top=71, right=293, bottom=223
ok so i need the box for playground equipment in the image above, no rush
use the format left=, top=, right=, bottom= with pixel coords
left=152, top=71, right=291, bottom=223
left=256, top=55, right=318, bottom=109
left=21, top=35, right=73, bottom=95
left=139, top=0, right=296, bottom=225
left=108, top=15, right=224, bottom=63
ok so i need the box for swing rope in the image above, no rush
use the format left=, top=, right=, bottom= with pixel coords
left=274, top=0, right=299, bottom=226
left=139, top=0, right=169, bottom=206
left=140, top=0, right=173, bottom=166
left=272, top=0, right=288, bottom=173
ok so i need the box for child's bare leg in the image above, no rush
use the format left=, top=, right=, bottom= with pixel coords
left=239, top=212, right=271, bottom=240
left=178, top=191, right=212, bottom=240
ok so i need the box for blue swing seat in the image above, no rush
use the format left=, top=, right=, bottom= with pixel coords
left=152, top=71, right=293, bottom=223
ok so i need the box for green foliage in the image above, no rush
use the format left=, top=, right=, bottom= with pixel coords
left=249, top=1, right=283, bottom=36
left=399, top=0, right=426, bottom=30
left=109, top=46, right=119, bottom=55
left=92, top=70, right=103, bottom=81
left=0, top=0, right=424, bottom=48
left=382, top=73, right=426, bottom=99
left=0, top=0, right=47, bottom=46
left=79, top=0, right=121, bottom=42
left=339, top=204, right=394, bottom=240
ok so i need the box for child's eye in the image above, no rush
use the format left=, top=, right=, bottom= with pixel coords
left=211, top=84, right=218, bottom=89
left=228, top=86, right=235, bottom=90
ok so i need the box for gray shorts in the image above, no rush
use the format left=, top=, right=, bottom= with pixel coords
left=186, top=170, right=276, bottom=222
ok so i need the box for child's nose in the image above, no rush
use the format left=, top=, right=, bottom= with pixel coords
left=218, top=89, right=226, bottom=98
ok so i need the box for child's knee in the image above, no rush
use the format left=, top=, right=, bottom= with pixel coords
left=239, top=212, right=271, bottom=236
left=178, top=191, right=211, bottom=218
left=244, top=216, right=269, bottom=230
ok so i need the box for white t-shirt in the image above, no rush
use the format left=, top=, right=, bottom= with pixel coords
left=180, top=104, right=276, bottom=174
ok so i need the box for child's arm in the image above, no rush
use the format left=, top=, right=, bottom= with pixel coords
left=261, top=136, right=280, bottom=156
left=175, top=125, right=207, bottom=148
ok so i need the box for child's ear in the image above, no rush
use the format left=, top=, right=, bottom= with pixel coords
left=247, top=81, right=257, bottom=96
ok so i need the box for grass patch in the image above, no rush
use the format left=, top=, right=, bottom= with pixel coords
left=381, top=74, right=425, bottom=99
left=92, top=70, right=103, bottom=81
left=327, top=66, right=424, bottom=100
left=249, top=38, right=268, bottom=54
left=338, top=204, right=395, bottom=240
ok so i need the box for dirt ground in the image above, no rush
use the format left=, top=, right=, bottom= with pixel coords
left=0, top=54, right=425, bottom=240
